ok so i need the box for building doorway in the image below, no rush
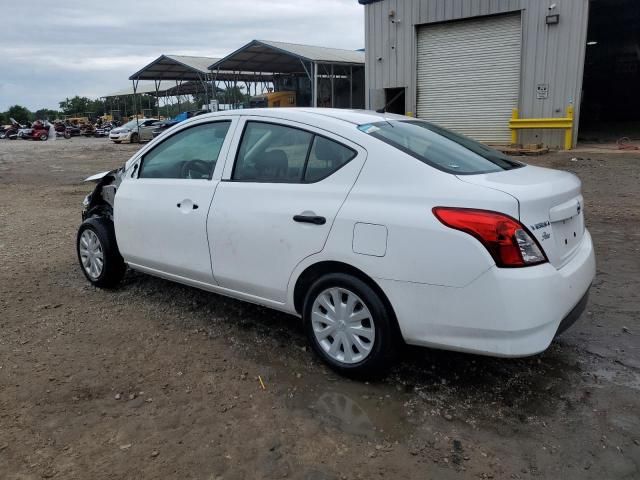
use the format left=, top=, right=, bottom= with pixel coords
left=383, top=88, right=406, bottom=115
left=579, top=0, right=640, bottom=143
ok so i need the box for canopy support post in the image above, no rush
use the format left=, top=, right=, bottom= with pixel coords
left=312, top=62, right=318, bottom=108
left=350, top=66, right=353, bottom=108
left=132, top=78, right=140, bottom=132
left=330, top=64, right=335, bottom=108
left=154, top=80, right=162, bottom=118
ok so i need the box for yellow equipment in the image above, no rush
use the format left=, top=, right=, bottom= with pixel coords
left=65, top=116, right=90, bottom=125
left=249, top=91, right=296, bottom=108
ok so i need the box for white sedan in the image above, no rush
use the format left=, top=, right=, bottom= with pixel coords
left=77, top=108, right=595, bottom=376
left=109, top=118, right=159, bottom=143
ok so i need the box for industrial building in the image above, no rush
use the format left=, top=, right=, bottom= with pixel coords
left=359, top=0, right=640, bottom=148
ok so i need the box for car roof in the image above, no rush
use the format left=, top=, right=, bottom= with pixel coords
left=191, top=108, right=410, bottom=127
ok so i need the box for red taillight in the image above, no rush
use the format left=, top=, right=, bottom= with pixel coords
left=432, top=207, right=547, bottom=268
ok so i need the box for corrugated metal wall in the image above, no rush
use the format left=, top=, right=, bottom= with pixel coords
left=363, top=0, right=590, bottom=148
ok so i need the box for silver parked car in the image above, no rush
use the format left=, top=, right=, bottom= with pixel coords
left=109, top=119, right=159, bottom=144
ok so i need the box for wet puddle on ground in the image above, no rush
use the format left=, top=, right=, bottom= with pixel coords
left=284, top=379, right=412, bottom=440
left=590, top=366, right=640, bottom=391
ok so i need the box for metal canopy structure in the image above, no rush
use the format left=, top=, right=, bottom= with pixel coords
left=210, top=40, right=365, bottom=73
left=129, top=55, right=218, bottom=81
left=127, top=55, right=219, bottom=118
left=126, top=54, right=279, bottom=117
left=104, top=81, right=208, bottom=98
left=210, top=40, right=365, bottom=108
left=102, top=82, right=207, bottom=119
left=129, top=54, right=270, bottom=83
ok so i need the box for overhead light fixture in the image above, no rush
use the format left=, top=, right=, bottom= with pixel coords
left=546, top=14, right=560, bottom=25
left=587, top=41, right=598, bottom=46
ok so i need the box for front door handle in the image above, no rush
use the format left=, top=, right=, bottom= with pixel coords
left=177, top=200, right=199, bottom=211
left=293, top=214, right=326, bottom=225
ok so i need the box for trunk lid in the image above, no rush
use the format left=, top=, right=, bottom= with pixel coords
left=457, top=165, right=585, bottom=269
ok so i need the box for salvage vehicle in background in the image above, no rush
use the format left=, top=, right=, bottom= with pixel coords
left=151, top=119, right=179, bottom=138
left=152, top=111, right=208, bottom=138
left=77, top=108, right=595, bottom=377
left=4, top=118, right=30, bottom=140
left=25, top=122, right=50, bottom=141
left=0, top=123, right=12, bottom=139
left=94, top=122, right=116, bottom=137
left=109, top=118, right=158, bottom=143
left=64, top=124, right=82, bottom=137
left=81, top=123, right=96, bottom=137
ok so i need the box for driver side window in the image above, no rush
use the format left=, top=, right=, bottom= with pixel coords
left=139, top=121, right=231, bottom=179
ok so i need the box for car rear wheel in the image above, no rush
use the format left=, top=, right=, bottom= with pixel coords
left=39, top=133, right=48, bottom=141
left=77, top=217, right=126, bottom=288
left=303, top=273, right=395, bottom=378
left=130, top=133, right=139, bottom=143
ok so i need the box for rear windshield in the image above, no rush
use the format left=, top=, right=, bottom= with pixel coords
left=358, top=120, right=523, bottom=174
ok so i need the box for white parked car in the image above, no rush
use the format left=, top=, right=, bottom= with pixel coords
left=78, top=108, right=595, bottom=376
left=109, top=118, right=159, bottom=143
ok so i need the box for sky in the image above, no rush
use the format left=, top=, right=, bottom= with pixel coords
left=0, top=0, right=364, bottom=111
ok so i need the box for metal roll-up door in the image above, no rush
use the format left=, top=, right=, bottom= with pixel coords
left=416, top=13, right=522, bottom=144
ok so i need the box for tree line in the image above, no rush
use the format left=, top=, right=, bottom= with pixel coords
left=2, top=87, right=252, bottom=125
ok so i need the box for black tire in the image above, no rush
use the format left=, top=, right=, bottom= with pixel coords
left=130, top=133, right=139, bottom=143
left=39, top=133, right=48, bottom=141
left=302, top=273, right=396, bottom=378
left=76, top=217, right=126, bottom=288
left=64, top=131, right=71, bottom=139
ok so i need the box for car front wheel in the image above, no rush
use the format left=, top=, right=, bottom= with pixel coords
left=77, top=217, right=126, bottom=288
left=303, top=273, right=395, bottom=377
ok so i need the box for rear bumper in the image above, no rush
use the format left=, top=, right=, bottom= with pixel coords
left=554, top=287, right=589, bottom=338
left=378, top=230, right=596, bottom=357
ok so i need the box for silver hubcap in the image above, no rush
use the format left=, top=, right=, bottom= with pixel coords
left=311, top=287, right=375, bottom=364
left=79, top=230, right=104, bottom=280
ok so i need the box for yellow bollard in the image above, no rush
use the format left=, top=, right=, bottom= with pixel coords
left=508, top=105, right=574, bottom=150
left=511, top=108, right=519, bottom=146
left=564, top=105, right=574, bottom=150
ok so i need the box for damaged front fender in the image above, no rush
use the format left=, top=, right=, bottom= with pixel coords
left=82, top=168, right=124, bottom=221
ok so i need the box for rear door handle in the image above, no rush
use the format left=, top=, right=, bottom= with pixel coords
left=293, top=215, right=326, bottom=225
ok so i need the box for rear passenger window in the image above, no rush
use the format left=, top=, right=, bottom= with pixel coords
left=234, top=123, right=312, bottom=182
left=305, top=136, right=356, bottom=182
left=233, top=121, right=356, bottom=183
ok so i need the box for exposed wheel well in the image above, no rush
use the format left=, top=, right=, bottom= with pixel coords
left=293, top=261, right=403, bottom=341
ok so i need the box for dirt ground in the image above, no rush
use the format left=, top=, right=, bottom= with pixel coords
left=0, top=137, right=639, bottom=480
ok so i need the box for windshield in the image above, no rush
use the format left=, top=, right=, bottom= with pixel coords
left=358, top=120, right=523, bottom=174
left=122, top=119, right=143, bottom=129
